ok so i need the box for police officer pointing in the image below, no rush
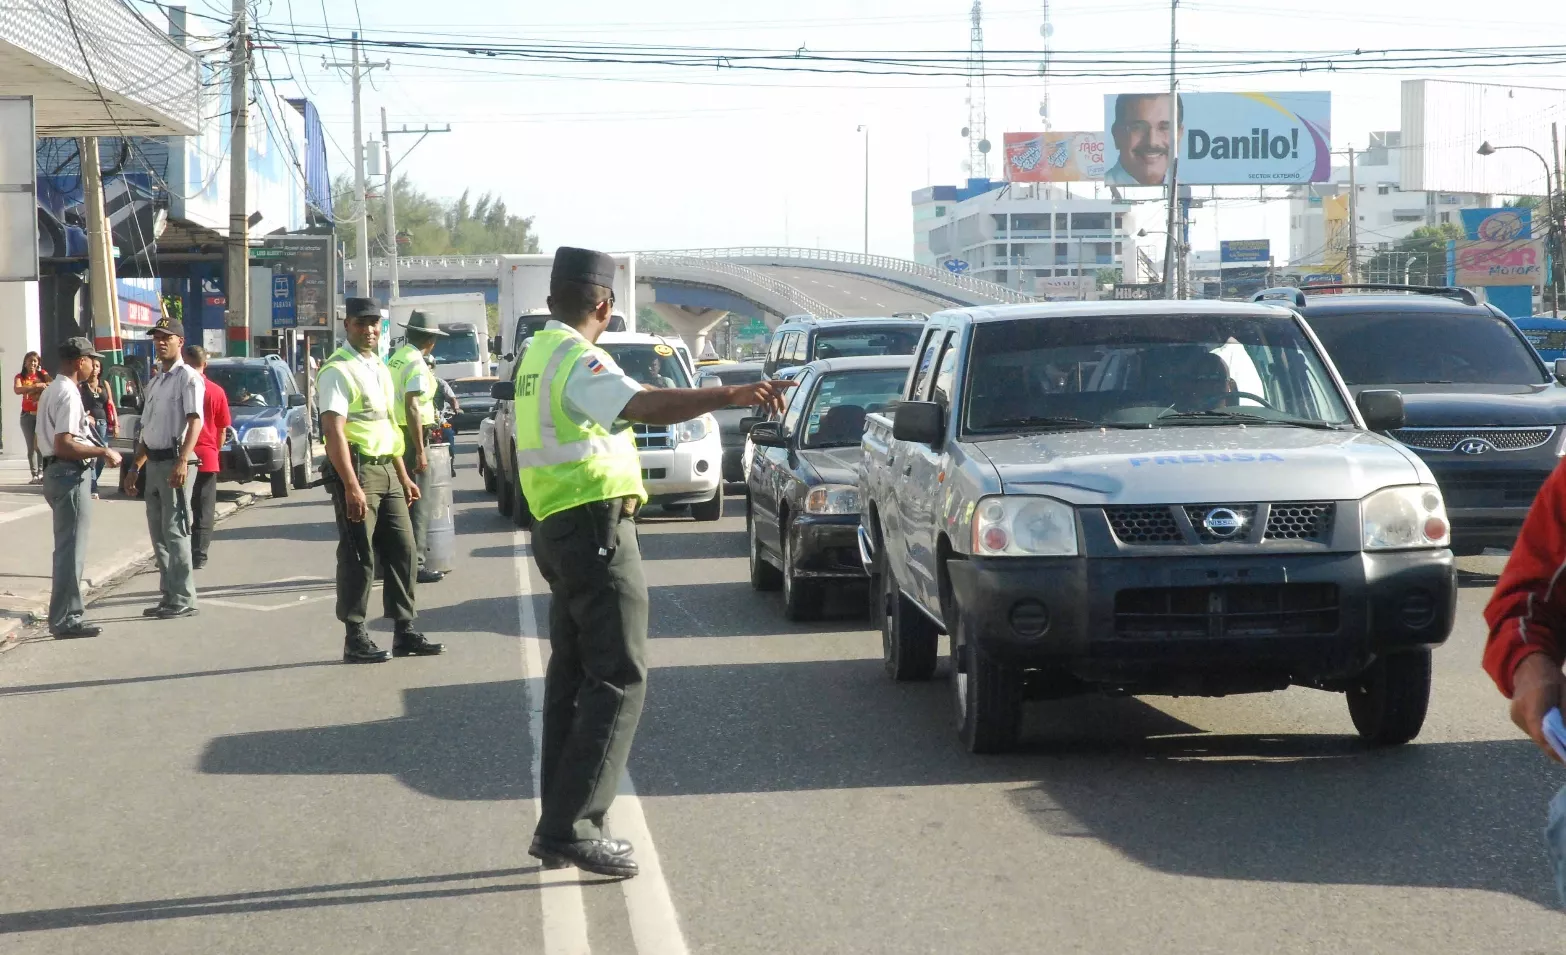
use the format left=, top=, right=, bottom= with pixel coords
left=318, top=297, right=444, bottom=664
left=519, top=247, right=792, bottom=878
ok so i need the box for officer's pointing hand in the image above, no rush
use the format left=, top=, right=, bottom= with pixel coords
left=730, top=379, right=797, bottom=416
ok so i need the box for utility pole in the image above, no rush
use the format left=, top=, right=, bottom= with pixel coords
left=325, top=34, right=388, bottom=306
left=380, top=111, right=451, bottom=303
left=858, top=125, right=869, bottom=256
left=1162, top=0, right=1181, bottom=299
left=80, top=138, right=122, bottom=364
left=1553, top=122, right=1563, bottom=316
left=225, top=0, right=250, bottom=355
left=1346, top=146, right=1358, bottom=284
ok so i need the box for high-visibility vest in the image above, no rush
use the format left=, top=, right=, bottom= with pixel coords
left=320, top=346, right=405, bottom=457
left=386, top=343, right=436, bottom=429
left=513, top=328, right=645, bottom=521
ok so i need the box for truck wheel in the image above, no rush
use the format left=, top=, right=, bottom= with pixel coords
left=497, top=461, right=515, bottom=518
left=781, top=530, right=819, bottom=622
left=747, top=506, right=782, bottom=592
left=270, top=454, right=290, bottom=499
left=291, top=452, right=311, bottom=490
left=691, top=484, right=723, bottom=522
left=511, top=459, right=533, bottom=529
left=951, top=615, right=1023, bottom=753
left=480, top=450, right=497, bottom=493
left=880, top=566, right=938, bottom=682
left=1347, top=649, right=1432, bottom=746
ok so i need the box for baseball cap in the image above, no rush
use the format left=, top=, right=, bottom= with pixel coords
left=59, top=336, right=103, bottom=360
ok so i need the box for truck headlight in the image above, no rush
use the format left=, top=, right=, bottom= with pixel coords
left=1362, top=485, right=1449, bottom=550
left=674, top=415, right=713, bottom=445
left=805, top=484, right=861, bottom=515
left=242, top=426, right=281, bottom=446
left=972, top=496, right=1078, bottom=557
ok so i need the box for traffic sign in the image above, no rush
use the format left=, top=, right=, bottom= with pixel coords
left=944, top=259, right=970, bottom=274
left=271, top=273, right=297, bottom=328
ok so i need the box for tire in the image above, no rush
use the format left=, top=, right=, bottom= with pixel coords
left=497, top=456, right=515, bottom=518
left=270, top=456, right=290, bottom=499
left=291, top=448, right=310, bottom=490
left=951, top=613, right=1023, bottom=753
left=748, top=505, right=782, bottom=592
left=480, top=450, right=497, bottom=493
left=511, top=456, right=533, bottom=529
left=1347, top=649, right=1432, bottom=746
left=781, top=529, right=819, bottom=622
left=880, top=565, right=938, bottom=682
left=691, top=484, right=723, bottom=522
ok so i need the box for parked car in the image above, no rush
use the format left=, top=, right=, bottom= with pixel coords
left=763, top=316, right=926, bottom=377
left=205, top=356, right=314, bottom=498
left=859, top=300, right=1455, bottom=753
left=477, top=411, right=499, bottom=494
left=1258, top=284, right=1566, bottom=555
left=696, top=360, right=765, bottom=482
left=746, top=355, right=912, bottom=619
left=448, top=375, right=499, bottom=432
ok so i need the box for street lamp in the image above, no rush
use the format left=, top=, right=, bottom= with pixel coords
left=1478, top=140, right=1560, bottom=317
left=856, top=125, right=869, bottom=256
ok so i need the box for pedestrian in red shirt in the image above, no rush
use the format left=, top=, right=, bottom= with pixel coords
left=14, top=351, right=51, bottom=482
left=183, top=345, right=231, bottom=570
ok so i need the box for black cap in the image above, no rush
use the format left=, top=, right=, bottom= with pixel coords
left=551, top=247, right=617, bottom=288
left=149, top=316, right=182, bottom=338
left=345, top=297, right=381, bottom=319
left=59, top=336, right=103, bottom=361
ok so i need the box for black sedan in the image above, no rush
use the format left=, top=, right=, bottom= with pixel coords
left=448, top=376, right=499, bottom=432
left=745, top=355, right=912, bottom=620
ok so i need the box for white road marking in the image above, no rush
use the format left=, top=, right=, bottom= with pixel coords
left=514, top=536, right=591, bottom=954
left=203, top=575, right=339, bottom=612
left=612, top=776, right=691, bottom=955
left=0, top=502, right=49, bottom=525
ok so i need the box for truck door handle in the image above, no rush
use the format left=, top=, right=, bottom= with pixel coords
left=902, top=463, right=913, bottom=476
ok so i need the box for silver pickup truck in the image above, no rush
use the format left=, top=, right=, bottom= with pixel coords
left=857, top=300, right=1456, bottom=753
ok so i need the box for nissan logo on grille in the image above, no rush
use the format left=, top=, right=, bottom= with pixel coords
left=1202, top=507, right=1247, bottom=539
left=1455, top=438, right=1493, bottom=455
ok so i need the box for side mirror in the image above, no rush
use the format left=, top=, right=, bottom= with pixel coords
left=1554, top=357, right=1566, bottom=385
left=749, top=421, right=787, bottom=448
left=287, top=393, right=307, bottom=408
left=491, top=381, right=516, bottom=401
left=892, top=400, right=945, bottom=446
left=699, top=376, right=724, bottom=389
left=739, top=415, right=763, bottom=435
left=489, top=336, right=502, bottom=355
left=1356, top=389, right=1405, bottom=432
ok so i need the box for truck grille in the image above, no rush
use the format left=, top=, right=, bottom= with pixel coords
left=1105, top=503, right=1334, bottom=545
left=1391, top=427, right=1556, bottom=452
left=1264, top=503, right=1333, bottom=541
left=634, top=424, right=673, bottom=450
left=1104, top=506, right=1183, bottom=544
left=1440, top=473, right=1549, bottom=508
left=1114, top=583, right=1340, bottom=638
left=1183, top=505, right=1257, bottom=543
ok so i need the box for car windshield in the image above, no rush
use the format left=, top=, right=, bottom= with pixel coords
left=431, top=331, right=481, bottom=364
left=206, top=365, right=280, bottom=408
left=1305, top=309, right=1546, bottom=385
left=602, top=344, right=692, bottom=388
left=964, top=313, right=1354, bottom=432
left=700, top=366, right=764, bottom=408
left=800, top=369, right=909, bottom=448
left=812, top=326, right=923, bottom=361
left=451, top=378, right=496, bottom=397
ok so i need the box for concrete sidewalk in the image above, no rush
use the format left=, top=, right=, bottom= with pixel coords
left=0, top=459, right=262, bottom=650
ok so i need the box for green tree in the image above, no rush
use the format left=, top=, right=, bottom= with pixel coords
left=332, top=174, right=541, bottom=257
left=637, top=305, right=673, bottom=336
left=1362, top=223, right=1464, bottom=286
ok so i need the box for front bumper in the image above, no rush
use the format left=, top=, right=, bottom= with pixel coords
left=640, top=436, right=722, bottom=506
left=946, top=548, right=1455, bottom=694
left=219, top=443, right=284, bottom=482
left=1419, top=453, right=1554, bottom=552
left=788, top=515, right=865, bottom=579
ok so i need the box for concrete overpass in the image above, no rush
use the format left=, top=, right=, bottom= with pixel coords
left=344, top=247, right=1033, bottom=356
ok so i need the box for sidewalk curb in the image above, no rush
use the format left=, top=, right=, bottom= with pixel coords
left=0, top=491, right=259, bottom=654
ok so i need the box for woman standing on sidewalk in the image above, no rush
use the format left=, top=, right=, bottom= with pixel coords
left=14, top=351, right=50, bottom=483
left=80, top=357, right=116, bottom=498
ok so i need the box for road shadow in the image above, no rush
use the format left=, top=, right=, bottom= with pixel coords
left=1457, top=569, right=1501, bottom=590
left=647, top=579, right=871, bottom=636
left=638, top=530, right=746, bottom=561
left=0, top=660, right=339, bottom=698
left=413, top=593, right=521, bottom=637
left=213, top=519, right=338, bottom=543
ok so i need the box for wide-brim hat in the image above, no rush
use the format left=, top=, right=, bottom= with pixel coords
left=399, top=310, right=450, bottom=337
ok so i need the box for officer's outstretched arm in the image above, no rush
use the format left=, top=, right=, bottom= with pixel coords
left=623, top=379, right=795, bottom=425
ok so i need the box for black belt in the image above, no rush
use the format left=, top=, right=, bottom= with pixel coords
left=145, top=447, right=178, bottom=461
left=354, top=453, right=398, bottom=465
left=42, top=456, right=85, bottom=470
left=554, top=496, right=639, bottom=519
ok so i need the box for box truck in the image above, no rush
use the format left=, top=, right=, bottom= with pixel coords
left=387, top=293, right=490, bottom=381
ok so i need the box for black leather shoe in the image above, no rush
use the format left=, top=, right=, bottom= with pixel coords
left=344, top=627, right=391, bottom=664
left=154, top=606, right=199, bottom=620
left=142, top=604, right=172, bottom=617
left=52, top=623, right=102, bottom=639
left=416, top=568, right=445, bottom=584
left=528, top=837, right=638, bottom=878
left=392, top=628, right=444, bottom=657
left=193, top=557, right=207, bottom=570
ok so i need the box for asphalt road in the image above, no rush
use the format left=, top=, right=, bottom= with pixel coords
left=2, top=445, right=1565, bottom=953
left=753, top=266, right=959, bottom=317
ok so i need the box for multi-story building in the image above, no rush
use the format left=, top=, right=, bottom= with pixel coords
left=913, top=179, right=1147, bottom=299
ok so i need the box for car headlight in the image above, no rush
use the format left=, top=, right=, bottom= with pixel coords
left=804, top=484, right=861, bottom=515
left=972, top=495, right=1078, bottom=557
left=674, top=415, right=713, bottom=445
left=242, top=426, right=281, bottom=446
left=1362, top=484, right=1449, bottom=550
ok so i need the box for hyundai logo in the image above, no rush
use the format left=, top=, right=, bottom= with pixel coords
left=1202, top=507, right=1247, bottom=539
left=1455, top=438, right=1493, bottom=455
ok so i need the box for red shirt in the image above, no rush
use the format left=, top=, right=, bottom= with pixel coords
left=194, top=372, right=232, bottom=473
left=15, top=371, right=47, bottom=414
left=1485, top=458, right=1566, bottom=695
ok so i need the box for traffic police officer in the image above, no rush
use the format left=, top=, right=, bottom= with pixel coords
left=318, top=297, right=444, bottom=664
left=387, top=310, right=448, bottom=584
left=519, top=247, right=792, bottom=877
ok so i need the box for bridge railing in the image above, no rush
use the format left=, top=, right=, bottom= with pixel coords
left=343, top=256, right=504, bottom=274
left=638, top=246, right=1036, bottom=304
left=640, top=254, right=841, bottom=318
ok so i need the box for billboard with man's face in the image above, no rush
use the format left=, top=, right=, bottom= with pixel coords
left=1103, top=92, right=1331, bottom=186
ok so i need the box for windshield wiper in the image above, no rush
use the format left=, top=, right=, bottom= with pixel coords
left=1155, top=409, right=1341, bottom=429
left=979, top=415, right=1100, bottom=431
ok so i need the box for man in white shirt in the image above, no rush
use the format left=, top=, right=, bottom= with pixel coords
left=132, top=316, right=204, bottom=619
left=37, top=337, right=122, bottom=638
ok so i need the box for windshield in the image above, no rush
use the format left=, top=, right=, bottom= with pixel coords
left=451, top=378, right=496, bottom=397
left=513, top=317, right=550, bottom=351
left=812, top=326, right=923, bottom=361
left=602, top=344, right=692, bottom=388
left=699, top=366, right=765, bottom=409
left=964, top=313, right=1353, bottom=432
left=431, top=331, right=481, bottom=364
left=801, top=369, right=909, bottom=448
left=206, top=365, right=280, bottom=408
left=1305, top=310, right=1546, bottom=385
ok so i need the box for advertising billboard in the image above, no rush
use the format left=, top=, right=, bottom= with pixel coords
left=1461, top=207, right=1533, bottom=242
left=1003, top=131, right=1107, bottom=182
left=1102, top=92, right=1331, bottom=186
left=1452, top=238, right=1545, bottom=287
left=1402, top=80, right=1564, bottom=195
left=1220, top=239, right=1270, bottom=264
left=249, top=233, right=334, bottom=329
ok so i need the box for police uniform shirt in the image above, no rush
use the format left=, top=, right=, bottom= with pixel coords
left=140, top=359, right=205, bottom=450
left=540, top=320, right=644, bottom=431
left=317, top=350, right=396, bottom=426
left=35, top=375, right=92, bottom=457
